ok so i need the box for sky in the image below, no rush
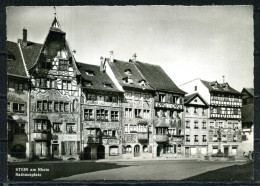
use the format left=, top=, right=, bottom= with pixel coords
left=6, top=6, right=254, bottom=91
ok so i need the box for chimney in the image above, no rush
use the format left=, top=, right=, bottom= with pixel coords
left=100, top=56, right=105, bottom=72
left=109, top=51, right=114, bottom=62
left=132, top=53, right=137, bottom=62
left=23, top=28, right=27, bottom=46
left=222, top=75, right=225, bottom=83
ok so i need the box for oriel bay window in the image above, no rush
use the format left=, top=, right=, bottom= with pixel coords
left=66, top=123, right=76, bottom=133
left=34, top=120, right=48, bottom=132
left=96, top=109, right=108, bottom=121
left=84, top=109, right=94, bottom=120
left=111, top=111, right=119, bottom=121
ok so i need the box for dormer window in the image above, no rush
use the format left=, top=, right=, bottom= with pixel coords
left=124, top=69, right=132, bottom=75
left=139, top=80, right=146, bottom=87
left=122, top=77, right=133, bottom=84
left=103, top=83, right=113, bottom=88
left=83, top=80, right=93, bottom=87
left=85, top=70, right=95, bottom=76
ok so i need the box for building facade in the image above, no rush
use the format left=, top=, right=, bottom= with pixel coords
left=184, top=93, right=209, bottom=158
left=180, top=79, right=243, bottom=156
left=7, top=41, right=30, bottom=160
left=241, top=88, right=254, bottom=153
left=77, top=62, right=123, bottom=160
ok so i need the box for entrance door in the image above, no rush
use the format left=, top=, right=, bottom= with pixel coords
left=52, top=144, right=59, bottom=158
left=157, top=145, right=162, bottom=157
left=97, top=145, right=105, bottom=159
left=84, top=147, right=91, bottom=160
left=224, top=146, right=229, bottom=155
left=185, top=147, right=190, bottom=157
left=134, top=145, right=140, bottom=157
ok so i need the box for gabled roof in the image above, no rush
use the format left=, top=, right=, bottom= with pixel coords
left=77, top=62, right=122, bottom=92
left=134, top=61, right=186, bottom=94
left=200, top=79, right=241, bottom=95
left=18, top=39, right=43, bottom=70
left=184, top=93, right=209, bottom=106
left=106, top=59, right=154, bottom=91
left=7, top=41, right=28, bottom=78
left=242, top=103, right=253, bottom=123
left=242, top=88, right=254, bottom=97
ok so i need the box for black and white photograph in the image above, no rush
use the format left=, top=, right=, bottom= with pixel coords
left=6, top=6, right=254, bottom=181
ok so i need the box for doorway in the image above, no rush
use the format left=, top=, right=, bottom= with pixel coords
left=157, top=145, right=162, bottom=157
left=52, top=144, right=59, bottom=158
left=185, top=147, right=190, bottom=157
left=97, top=145, right=105, bottom=159
left=134, top=145, right=140, bottom=157
left=84, top=147, right=91, bottom=160
left=224, top=146, right=229, bottom=155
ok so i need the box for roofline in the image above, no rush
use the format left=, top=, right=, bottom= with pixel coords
left=184, top=93, right=209, bottom=106
left=17, top=42, right=30, bottom=77
left=8, top=73, right=29, bottom=79
left=179, top=78, right=200, bottom=87
left=241, top=88, right=254, bottom=96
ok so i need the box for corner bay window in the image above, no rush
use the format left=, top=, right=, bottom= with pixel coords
left=66, top=123, right=76, bottom=133
left=96, top=109, right=108, bottom=121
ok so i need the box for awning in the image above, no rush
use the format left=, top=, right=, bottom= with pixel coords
left=137, top=119, right=148, bottom=125
left=33, top=114, right=49, bottom=120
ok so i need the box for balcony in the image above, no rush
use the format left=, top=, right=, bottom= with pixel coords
left=32, top=133, right=48, bottom=141
left=154, top=134, right=169, bottom=143
left=137, top=132, right=149, bottom=142
left=155, top=102, right=183, bottom=110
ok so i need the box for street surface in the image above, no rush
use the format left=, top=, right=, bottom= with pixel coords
left=8, top=160, right=253, bottom=181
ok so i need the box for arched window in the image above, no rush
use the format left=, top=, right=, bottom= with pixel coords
left=126, top=145, right=132, bottom=153
left=143, top=145, right=148, bottom=153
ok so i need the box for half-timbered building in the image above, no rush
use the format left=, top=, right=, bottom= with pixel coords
left=180, top=78, right=243, bottom=156
left=19, top=16, right=81, bottom=160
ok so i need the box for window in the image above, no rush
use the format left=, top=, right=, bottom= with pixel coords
left=96, top=109, right=109, bottom=121
left=202, top=135, right=207, bottom=142
left=34, top=120, right=48, bottom=132
left=194, top=107, right=198, bottom=114
left=111, top=111, right=119, bottom=121
left=194, top=121, right=198, bottom=129
left=7, top=102, right=10, bottom=112
left=60, top=102, right=64, bottom=112
left=202, top=121, right=206, bottom=129
left=13, top=103, right=25, bottom=113
left=109, top=146, right=119, bottom=156
left=53, top=123, right=62, bottom=133
left=194, top=135, right=198, bottom=142
left=135, top=109, right=141, bottom=118
left=64, top=103, right=69, bottom=112
left=42, top=60, right=52, bottom=69
left=87, top=93, right=96, bottom=101
left=104, top=95, right=113, bottom=102
left=84, top=109, right=94, bottom=120
left=185, top=121, right=190, bottom=128
left=125, top=124, right=129, bottom=133
left=62, top=80, right=71, bottom=90
left=59, top=59, right=69, bottom=71
left=129, top=125, right=138, bottom=133
left=15, top=123, right=25, bottom=134
left=14, top=83, right=23, bottom=92
left=43, top=100, right=48, bottom=111
left=125, top=108, right=133, bottom=117
left=194, top=85, right=197, bottom=91
left=159, top=94, right=165, bottom=102
left=125, top=92, right=132, bottom=99
left=186, top=135, right=190, bottom=142
left=135, top=93, right=141, bottom=100
left=202, top=108, right=206, bottom=115
left=48, top=101, right=52, bottom=111
left=112, top=96, right=118, bottom=103
left=103, top=130, right=116, bottom=137
left=54, top=102, right=59, bottom=112
left=186, top=107, right=189, bottom=113
left=144, top=94, right=150, bottom=101
left=233, top=135, right=237, bottom=142
left=126, top=145, right=132, bottom=153
left=66, top=123, right=76, bottom=133
left=143, top=110, right=150, bottom=119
